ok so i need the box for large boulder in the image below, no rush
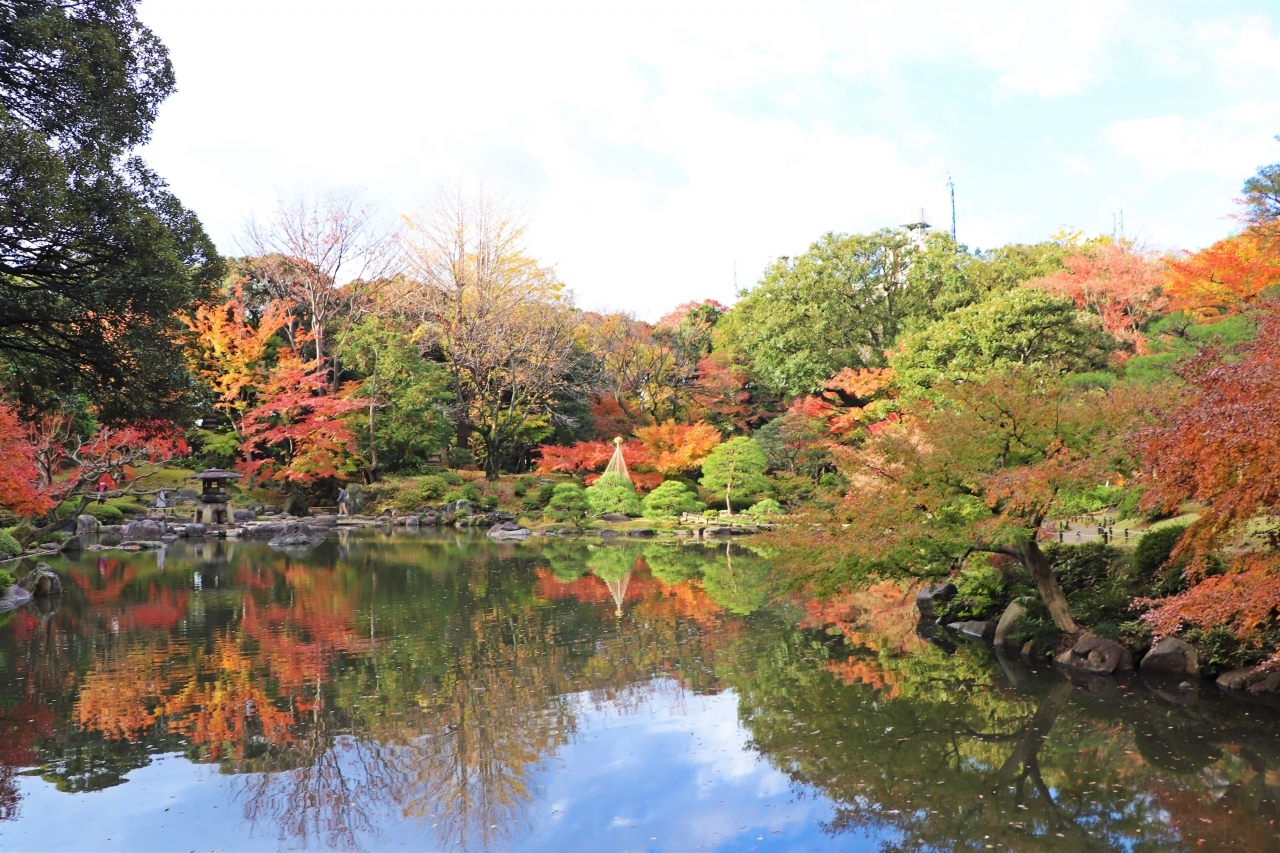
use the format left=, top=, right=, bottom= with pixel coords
left=310, top=515, right=338, bottom=528
left=442, top=499, right=473, bottom=516
left=1055, top=634, right=1134, bottom=674
left=947, top=620, right=996, bottom=642
left=232, top=509, right=256, bottom=523
left=1216, top=665, right=1280, bottom=696
left=1141, top=637, right=1199, bottom=676
left=915, top=582, right=957, bottom=620
left=59, top=535, right=83, bottom=552
left=994, top=600, right=1027, bottom=646
left=268, top=522, right=326, bottom=549
left=183, top=522, right=208, bottom=538
left=240, top=522, right=285, bottom=539
left=0, top=584, right=32, bottom=612
left=487, top=521, right=532, bottom=541
left=599, top=513, right=630, bottom=523
left=627, top=528, right=656, bottom=538
left=75, top=514, right=100, bottom=535
left=120, top=519, right=166, bottom=540
left=18, top=563, right=62, bottom=596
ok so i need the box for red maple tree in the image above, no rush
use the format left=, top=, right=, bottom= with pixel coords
left=238, top=350, right=367, bottom=487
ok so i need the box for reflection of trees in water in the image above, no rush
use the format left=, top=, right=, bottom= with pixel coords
left=726, top=617, right=1280, bottom=852
left=15, top=537, right=1280, bottom=851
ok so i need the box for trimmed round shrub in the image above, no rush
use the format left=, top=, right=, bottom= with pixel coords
left=394, top=476, right=449, bottom=510
left=586, top=472, right=641, bottom=516
left=439, top=470, right=464, bottom=486
left=642, top=481, right=704, bottom=519
left=83, top=503, right=125, bottom=523
left=544, top=483, right=590, bottom=524
left=744, top=498, right=784, bottom=517
left=462, top=483, right=481, bottom=503
left=0, top=530, right=21, bottom=559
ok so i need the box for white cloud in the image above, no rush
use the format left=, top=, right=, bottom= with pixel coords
left=1105, top=101, right=1280, bottom=181
left=134, top=0, right=1272, bottom=312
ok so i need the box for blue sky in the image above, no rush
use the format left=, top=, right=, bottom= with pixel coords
left=135, top=0, right=1280, bottom=316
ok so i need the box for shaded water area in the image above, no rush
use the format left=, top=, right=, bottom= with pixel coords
left=2, top=532, right=1280, bottom=851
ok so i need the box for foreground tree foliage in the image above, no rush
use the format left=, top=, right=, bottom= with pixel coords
left=806, top=369, right=1167, bottom=632
left=1138, top=301, right=1280, bottom=656
left=0, top=0, right=221, bottom=421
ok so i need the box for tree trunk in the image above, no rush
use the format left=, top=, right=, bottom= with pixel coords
left=1005, top=538, right=1079, bottom=633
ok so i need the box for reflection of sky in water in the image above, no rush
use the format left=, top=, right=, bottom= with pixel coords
left=2, top=681, right=892, bottom=852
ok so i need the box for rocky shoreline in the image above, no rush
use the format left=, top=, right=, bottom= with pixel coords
left=916, top=581, right=1280, bottom=707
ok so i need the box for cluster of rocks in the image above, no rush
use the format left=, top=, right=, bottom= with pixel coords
left=914, top=580, right=1280, bottom=700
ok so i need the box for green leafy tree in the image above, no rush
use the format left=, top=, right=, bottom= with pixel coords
left=700, top=437, right=769, bottom=512
left=340, top=317, right=453, bottom=477
left=543, top=483, right=589, bottom=525
left=641, top=480, right=704, bottom=519
left=717, top=229, right=922, bottom=396
left=891, top=286, right=1113, bottom=390
left=0, top=0, right=222, bottom=422
left=585, top=471, right=641, bottom=517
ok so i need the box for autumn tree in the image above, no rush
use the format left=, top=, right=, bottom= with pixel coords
left=1137, top=301, right=1280, bottom=650
left=237, top=350, right=367, bottom=506
left=395, top=187, right=591, bottom=478
left=1162, top=233, right=1280, bottom=319
left=1, top=400, right=188, bottom=538
left=634, top=420, right=721, bottom=477
left=184, top=278, right=291, bottom=437
left=815, top=369, right=1164, bottom=633
left=244, top=190, right=396, bottom=374
left=1027, top=241, right=1165, bottom=350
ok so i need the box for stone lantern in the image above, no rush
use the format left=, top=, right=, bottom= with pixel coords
left=188, top=469, right=244, bottom=525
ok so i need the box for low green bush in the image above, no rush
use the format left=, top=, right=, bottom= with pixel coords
left=513, top=477, right=537, bottom=497
left=461, top=483, right=481, bottom=503
left=544, top=483, right=590, bottom=524
left=745, top=498, right=784, bottom=517
left=78, top=503, right=124, bottom=523
left=642, top=481, right=704, bottom=519
left=481, top=495, right=498, bottom=509
left=393, top=476, right=449, bottom=510
left=0, top=530, right=21, bottom=559
left=0, top=567, right=14, bottom=589
left=439, top=470, right=464, bottom=486
left=37, top=531, right=69, bottom=546
left=1131, top=525, right=1187, bottom=583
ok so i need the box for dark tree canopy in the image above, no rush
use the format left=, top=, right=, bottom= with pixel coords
left=0, top=0, right=221, bottom=422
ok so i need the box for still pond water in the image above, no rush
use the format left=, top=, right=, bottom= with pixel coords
left=1, top=531, right=1279, bottom=852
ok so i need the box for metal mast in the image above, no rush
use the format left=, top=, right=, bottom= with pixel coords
left=946, top=171, right=956, bottom=241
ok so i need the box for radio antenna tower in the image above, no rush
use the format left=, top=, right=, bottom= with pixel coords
left=946, top=170, right=956, bottom=241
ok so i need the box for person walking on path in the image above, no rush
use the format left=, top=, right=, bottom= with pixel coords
left=154, top=489, right=167, bottom=516
left=337, top=486, right=349, bottom=516
left=97, top=480, right=106, bottom=504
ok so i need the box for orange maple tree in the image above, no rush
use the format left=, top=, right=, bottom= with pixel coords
left=0, top=400, right=55, bottom=516
left=238, top=350, right=367, bottom=486
left=1139, top=301, right=1280, bottom=650
left=633, top=419, right=722, bottom=476
left=185, top=280, right=292, bottom=433
left=1028, top=242, right=1166, bottom=351
left=1162, top=233, right=1280, bottom=319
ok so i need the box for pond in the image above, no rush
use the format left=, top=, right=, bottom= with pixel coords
left=0, top=531, right=1278, bottom=851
